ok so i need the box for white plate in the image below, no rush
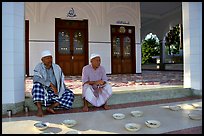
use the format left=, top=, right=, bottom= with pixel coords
left=40, top=132, right=55, bottom=134
left=193, top=107, right=202, bottom=111
left=66, top=130, right=81, bottom=134
left=112, top=113, right=125, bottom=120
left=62, top=120, right=77, bottom=127
left=169, top=105, right=181, bottom=111
left=145, top=120, right=161, bottom=128
left=188, top=110, right=202, bottom=120
left=191, top=103, right=202, bottom=108
left=131, top=111, right=143, bottom=117
left=125, top=123, right=141, bottom=132
left=34, top=122, right=48, bottom=131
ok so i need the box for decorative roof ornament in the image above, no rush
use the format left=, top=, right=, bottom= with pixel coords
left=67, top=8, right=77, bottom=17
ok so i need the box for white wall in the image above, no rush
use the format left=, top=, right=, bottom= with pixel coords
left=182, top=2, right=202, bottom=94
left=25, top=2, right=141, bottom=75
left=29, top=42, right=55, bottom=75
left=28, top=21, right=56, bottom=75
left=89, top=42, right=111, bottom=74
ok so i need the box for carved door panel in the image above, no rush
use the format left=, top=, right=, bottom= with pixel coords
left=111, top=25, right=136, bottom=74
left=55, top=19, right=88, bottom=76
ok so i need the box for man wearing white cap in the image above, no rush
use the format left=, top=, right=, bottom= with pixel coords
left=81, top=53, right=112, bottom=112
left=32, top=50, right=75, bottom=117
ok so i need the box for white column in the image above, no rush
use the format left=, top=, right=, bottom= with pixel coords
left=2, top=2, right=25, bottom=114
left=182, top=2, right=202, bottom=95
left=136, top=43, right=142, bottom=73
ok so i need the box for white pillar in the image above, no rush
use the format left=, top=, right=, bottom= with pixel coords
left=162, top=35, right=166, bottom=63
left=182, top=2, right=202, bottom=95
left=136, top=43, right=142, bottom=73
left=2, top=2, right=25, bottom=114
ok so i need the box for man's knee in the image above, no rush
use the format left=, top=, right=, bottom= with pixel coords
left=83, top=84, right=93, bottom=90
left=105, top=83, right=112, bottom=89
left=33, top=82, right=44, bottom=88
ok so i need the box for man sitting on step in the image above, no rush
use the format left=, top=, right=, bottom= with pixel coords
left=32, top=50, right=75, bottom=117
left=81, top=53, right=112, bottom=112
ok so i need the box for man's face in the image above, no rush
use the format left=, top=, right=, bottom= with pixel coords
left=91, top=57, right=101, bottom=68
left=41, top=56, right=52, bottom=68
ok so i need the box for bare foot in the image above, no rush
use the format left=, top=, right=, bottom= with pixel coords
left=36, top=109, right=44, bottom=117
left=103, top=104, right=110, bottom=110
left=46, top=107, right=56, bottom=114
left=82, top=106, right=89, bottom=112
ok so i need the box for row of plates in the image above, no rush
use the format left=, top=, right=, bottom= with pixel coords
left=169, top=102, right=202, bottom=111
left=125, top=120, right=161, bottom=132
left=34, top=103, right=201, bottom=133
left=168, top=105, right=202, bottom=120
left=113, top=106, right=202, bottom=132
left=112, top=110, right=143, bottom=120
left=34, top=119, right=77, bottom=131
left=112, top=111, right=161, bottom=132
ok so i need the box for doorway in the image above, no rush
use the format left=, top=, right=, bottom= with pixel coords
left=55, top=18, right=88, bottom=76
left=111, top=25, right=136, bottom=74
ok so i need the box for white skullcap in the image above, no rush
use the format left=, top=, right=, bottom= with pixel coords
left=41, top=50, right=52, bottom=58
left=90, top=53, right=100, bottom=60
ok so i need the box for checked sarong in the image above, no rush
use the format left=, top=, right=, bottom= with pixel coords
left=32, top=82, right=74, bottom=109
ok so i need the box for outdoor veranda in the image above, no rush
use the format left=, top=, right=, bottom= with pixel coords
left=2, top=70, right=202, bottom=134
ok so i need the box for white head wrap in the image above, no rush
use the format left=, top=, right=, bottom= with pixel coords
left=90, top=53, right=100, bottom=61
left=41, top=50, right=52, bottom=58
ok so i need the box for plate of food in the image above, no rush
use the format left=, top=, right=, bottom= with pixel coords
left=145, top=120, right=161, bottom=128
left=40, top=132, right=55, bottom=134
left=62, top=119, right=77, bottom=127
left=66, top=130, right=81, bottom=134
left=188, top=110, right=202, bottom=120
left=169, top=105, right=182, bottom=111
left=125, top=123, right=141, bottom=132
left=191, top=103, right=202, bottom=108
left=112, top=113, right=125, bottom=120
left=34, top=122, right=49, bottom=131
left=130, top=110, right=143, bottom=117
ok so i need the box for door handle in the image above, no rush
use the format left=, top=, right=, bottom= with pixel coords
left=72, top=56, right=74, bottom=60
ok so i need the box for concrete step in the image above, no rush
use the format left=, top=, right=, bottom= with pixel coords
left=25, top=87, right=193, bottom=111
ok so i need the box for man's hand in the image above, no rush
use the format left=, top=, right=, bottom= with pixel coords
left=86, top=80, right=105, bottom=86
left=95, top=80, right=105, bottom=85
left=98, top=80, right=106, bottom=85
left=50, top=83, right=58, bottom=94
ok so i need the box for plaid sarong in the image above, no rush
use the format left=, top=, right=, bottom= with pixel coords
left=32, top=82, right=74, bottom=109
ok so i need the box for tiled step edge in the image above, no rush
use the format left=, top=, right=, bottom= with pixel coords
left=25, top=87, right=193, bottom=111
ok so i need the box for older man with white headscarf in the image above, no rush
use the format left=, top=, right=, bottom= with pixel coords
left=82, top=53, right=112, bottom=112
left=32, top=50, right=75, bottom=117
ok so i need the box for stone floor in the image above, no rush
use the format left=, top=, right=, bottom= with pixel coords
left=2, top=97, right=202, bottom=134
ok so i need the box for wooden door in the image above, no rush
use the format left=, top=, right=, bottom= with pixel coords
left=111, top=25, right=136, bottom=74
left=55, top=19, right=88, bottom=76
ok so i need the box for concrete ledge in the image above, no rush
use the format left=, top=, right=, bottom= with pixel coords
left=2, top=101, right=25, bottom=115
left=191, top=89, right=202, bottom=96
left=24, top=87, right=193, bottom=111
left=107, top=87, right=192, bottom=105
